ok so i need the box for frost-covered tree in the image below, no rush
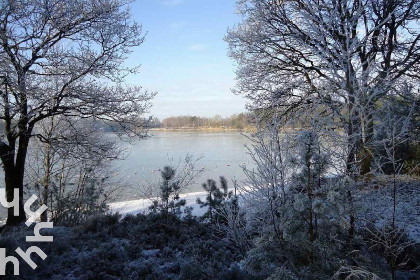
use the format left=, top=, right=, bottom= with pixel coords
left=226, top=1, right=419, bottom=277
left=216, top=192, right=251, bottom=255
left=374, top=102, right=413, bottom=227
left=0, top=0, right=155, bottom=225
left=374, top=87, right=419, bottom=176
left=366, top=225, right=414, bottom=280
left=26, top=116, right=121, bottom=223
left=226, top=0, right=420, bottom=176
left=367, top=98, right=418, bottom=280
left=240, top=118, right=294, bottom=240
left=290, top=130, right=329, bottom=243
left=240, top=122, right=366, bottom=277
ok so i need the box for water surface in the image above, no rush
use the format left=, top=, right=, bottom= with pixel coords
left=111, top=131, right=253, bottom=200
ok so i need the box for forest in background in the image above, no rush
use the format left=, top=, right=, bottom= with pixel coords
left=148, top=113, right=253, bottom=130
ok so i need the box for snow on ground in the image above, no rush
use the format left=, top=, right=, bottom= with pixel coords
left=357, top=181, right=420, bottom=242
left=109, top=190, right=210, bottom=217
left=109, top=182, right=420, bottom=243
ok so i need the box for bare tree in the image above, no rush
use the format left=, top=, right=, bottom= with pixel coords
left=367, top=97, right=417, bottom=280
left=375, top=103, right=414, bottom=228
left=26, top=116, right=123, bottom=222
left=226, top=0, right=420, bottom=176
left=239, top=117, right=295, bottom=240
left=366, top=226, right=414, bottom=280
left=216, top=194, right=251, bottom=255
left=0, top=0, right=155, bottom=225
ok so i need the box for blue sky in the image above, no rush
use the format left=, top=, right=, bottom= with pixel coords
left=125, top=0, right=247, bottom=119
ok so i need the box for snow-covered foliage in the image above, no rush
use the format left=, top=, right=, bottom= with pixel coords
left=226, top=1, right=420, bottom=278
left=233, top=120, right=419, bottom=278
left=0, top=0, right=155, bottom=225
left=0, top=0, right=419, bottom=278
left=0, top=213, right=253, bottom=279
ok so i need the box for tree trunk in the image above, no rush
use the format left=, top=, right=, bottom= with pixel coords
left=41, top=120, right=54, bottom=222
left=4, top=162, right=26, bottom=226
left=347, top=190, right=355, bottom=241
left=41, top=147, right=51, bottom=222
left=359, top=107, right=374, bottom=175
left=4, top=135, right=30, bottom=226
left=346, top=95, right=359, bottom=241
left=307, top=161, right=314, bottom=243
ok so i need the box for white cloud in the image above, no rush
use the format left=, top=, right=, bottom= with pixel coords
left=161, top=0, right=184, bottom=7
left=187, top=44, right=207, bottom=51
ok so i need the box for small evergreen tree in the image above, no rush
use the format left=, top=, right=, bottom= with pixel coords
left=289, top=131, right=329, bottom=243
left=197, top=176, right=233, bottom=223
left=150, top=166, right=186, bottom=217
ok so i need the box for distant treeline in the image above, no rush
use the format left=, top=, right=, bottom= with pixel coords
left=0, top=113, right=254, bottom=134
left=149, top=113, right=253, bottom=129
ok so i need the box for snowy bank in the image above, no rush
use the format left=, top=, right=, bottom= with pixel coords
left=109, top=190, right=211, bottom=217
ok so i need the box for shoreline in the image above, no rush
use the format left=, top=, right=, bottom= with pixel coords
left=109, top=190, right=211, bottom=217
left=108, top=186, right=253, bottom=217
left=149, top=127, right=254, bottom=132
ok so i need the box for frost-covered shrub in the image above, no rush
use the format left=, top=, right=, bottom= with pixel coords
left=0, top=211, right=253, bottom=279
left=266, top=267, right=300, bottom=280
left=242, top=233, right=354, bottom=280
left=77, top=241, right=129, bottom=279
left=50, top=178, right=109, bottom=227
left=82, top=213, right=121, bottom=233
left=240, top=129, right=388, bottom=278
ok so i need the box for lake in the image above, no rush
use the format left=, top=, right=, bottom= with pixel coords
left=109, top=131, right=254, bottom=201
left=0, top=131, right=253, bottom=222
left=0, top=131, right=253, bottom=202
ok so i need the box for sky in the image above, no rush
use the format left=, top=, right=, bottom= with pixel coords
left=125, top=0, right=247, bottom=120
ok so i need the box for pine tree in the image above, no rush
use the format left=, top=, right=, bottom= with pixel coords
left=197, top=176, right=232, bottom=223
left=291, top=131, right=328, bottom=243
left=150, top=166, right=186, bottom=217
